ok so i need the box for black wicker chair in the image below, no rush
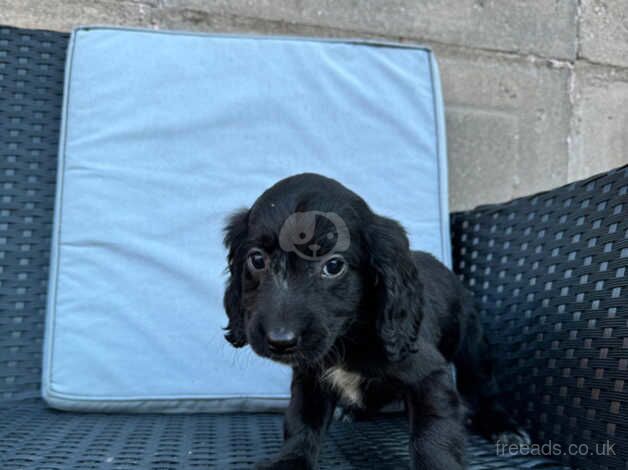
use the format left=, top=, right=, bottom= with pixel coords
left=0, top=25, right=625, bottom=470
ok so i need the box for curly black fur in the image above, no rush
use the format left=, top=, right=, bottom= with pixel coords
left=222, top=173, right=526, bottom=470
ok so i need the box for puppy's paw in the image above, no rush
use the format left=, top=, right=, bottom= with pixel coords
left=471, top=403, right=531, bottom=447
left=254, top=456, right=313, bottom=470
left=492, top=428, right=531, bottom=447
left=333, top=406, right=359, bottom=423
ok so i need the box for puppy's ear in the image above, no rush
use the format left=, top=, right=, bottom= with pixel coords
left=223, top=208, right=250, bottom=348
left=365, top=215, right=423, bottom=362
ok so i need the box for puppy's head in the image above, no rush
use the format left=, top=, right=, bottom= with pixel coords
left=223, top=173, right=422, bottom=366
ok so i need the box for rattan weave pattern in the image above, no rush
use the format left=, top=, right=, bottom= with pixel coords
left=0, top=26, right=68, bottom=401
left=451, top=166, right=628, bottom=470
left=0, top=402, right=571, bottom=470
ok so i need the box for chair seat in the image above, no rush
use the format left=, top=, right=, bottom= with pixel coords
left=0, top=401, right=569, bottom=469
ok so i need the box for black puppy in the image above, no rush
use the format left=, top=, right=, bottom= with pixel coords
left=223, top=173, right=526, bottom=470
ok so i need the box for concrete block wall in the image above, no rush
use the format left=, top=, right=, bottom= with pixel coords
left=2, top=0, right=626, bottom=210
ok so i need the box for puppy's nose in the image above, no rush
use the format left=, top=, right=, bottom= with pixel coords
left=266, top=328, right=298, bottom=354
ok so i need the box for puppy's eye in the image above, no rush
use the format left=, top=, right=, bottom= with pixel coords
left=247, top=250, right=267, bottom=272
left=321, top=255, right=346, bottom=278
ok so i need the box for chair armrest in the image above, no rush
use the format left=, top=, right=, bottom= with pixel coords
left=450, top=165, right=627, bottom=470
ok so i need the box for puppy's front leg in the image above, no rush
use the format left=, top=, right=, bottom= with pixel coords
left=406, top=369, right=466, bottom=470
left=255, top=369, right=335, bottom=470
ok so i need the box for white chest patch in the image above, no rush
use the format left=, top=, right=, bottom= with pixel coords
left=322, top=366, right=364, bottom=407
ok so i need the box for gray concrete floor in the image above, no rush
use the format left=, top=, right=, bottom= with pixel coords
left=2, top=0, right=627, bottom=210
